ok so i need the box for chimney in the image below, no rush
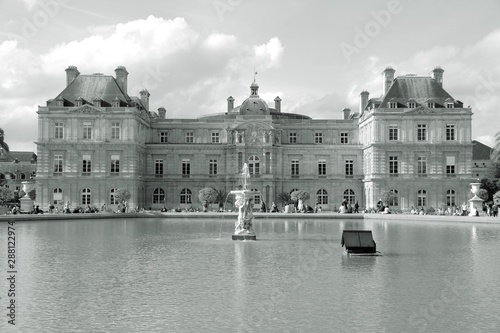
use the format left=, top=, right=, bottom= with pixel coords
left=227, top=96, right=234, bottom=112
left=114, top=66, right=129, bottom=94
left=382, top=67, right=395, bottom=95
left=65, top=65, right=80, bottom=86
left=431, top=66, right=444, bottom=87
left=360, top=90, right=370, bottom=114
left=274, top=96, right=282, bottom=112
left=158, top=107, right=166, bottom=119
left=342, top=107, right=351, bottom=120
left=140, top=89, right=150, bottom=110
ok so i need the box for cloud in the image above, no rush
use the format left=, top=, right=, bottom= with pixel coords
left=0, top=15, right=286, bottom=150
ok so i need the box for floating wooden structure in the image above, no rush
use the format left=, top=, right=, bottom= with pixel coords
left=341, top=230, right=381, bottom=256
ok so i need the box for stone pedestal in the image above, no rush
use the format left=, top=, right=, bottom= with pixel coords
left=20, top=196, right=34, bottom=213
left=469, top=183, right=483, bottom=217
left=231, top=189, right=256, bottom=241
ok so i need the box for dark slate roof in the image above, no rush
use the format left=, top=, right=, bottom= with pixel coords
left=48, top=75, right=131, bottom=107
left=0, top=151, right=37, bottom=163
left=380, top=76, right=457, bottom=107
left=472, top=140, right=492, bottom=160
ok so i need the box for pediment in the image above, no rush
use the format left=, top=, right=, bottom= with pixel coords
left=70, top=105, right=104, bottom=113
left=403, top=105, right=436, bottom=115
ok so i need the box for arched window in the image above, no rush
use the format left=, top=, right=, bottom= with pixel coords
left=248, top=156, right=260, bottom=176
left=251, top=189, right=261, bottom=205
left=20, top=173, right=27, bottom=180
left=153, top=188, right=165, bottom=204
left=180, top=188, right=192, bottom=204
left=290, top=188, right=299, bottom=194
left=390, top=189, right=399, bottom=206
left=417, top=189, right=427, bottom=207
left=446, top=189, right=456, bottom=207
left=317, top=189, right=328, bottom=205
left=110, top=188, right=117, bottom=205
left=343, top=189, right=355, bottom=204
left=81, top=188, right=91, bottom=205
left=53, top=188, right=62, bottom=205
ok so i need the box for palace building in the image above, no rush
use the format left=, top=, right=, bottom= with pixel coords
left=34, top=65, right=474, bottom=211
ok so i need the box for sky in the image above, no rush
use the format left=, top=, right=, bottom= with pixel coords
left=0, top=0, right=499, bottom=151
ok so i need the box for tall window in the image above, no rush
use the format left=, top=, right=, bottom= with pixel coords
left=110, top=188, right=117, bottom=205
left=343, top=189, right=355, bottom=204
left=389, top=156, right=398, bottom=177
left=417, top=156, right=427, bottom=177
left=446, top=156, right=456, bottom=176
left=314, top=132, right=323, bottom=144
left=389, top=125, right=398, bottom=141
left=317, top=189, right=328, bottom=205
left=55, top=122, right=64, bottom=139
left=182, top=159, right=191, bottom=177
left=417, top=190, right=427, bottom=207
left=446, top=190, right=456, bottom=206
left=248, top=156, right=260, bottom=176
left=82, top=155, right=91, bottom=176
left=53, top=188, right=62, bottom=205
left=110, top=155, right=120, bottom=175
left=340, top=132, right=349, bottom=144
left=81, top=188, right=91, bottom=205
left=417, top=124, right=427, bottom=141
left=159, top=131, right=169, bottom=143
left=318, top=160, right=326, bottom=177
left=291, top=159, right=299, bottom=178
left=389, top=189, right=399, bottom=206
left=54, top=155, right=63, bottom=174
left=211, top=132, right=220, bottom=143
left=238, top=152, right=243, bottom=172
left=345, top=160, right=353, bottom=178
left=111, top=122, right=121, bottom=140
left=153, top=188, right=165, bottom=204
left=83, top=122, right=92, bottom=140
left=185, top=131, right=194, bottom=143
left=180, top=188, right=192, bottom=204
left=289, top=132, right=297, bottom=144
left=251, top=189, right=261, bottom=205
left=209, top=159, right=218, bottom=176
left=446, top=124, right=455, bottom=141
left=155, top=159, right=164, bottom=177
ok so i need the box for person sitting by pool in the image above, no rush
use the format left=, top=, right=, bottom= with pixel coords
left=419, top=207, right=425, bottom=215
left=383, top=206, right=391, bottom=214
left=410, top=206, right=417, bottom=215
left=339, top=205, right=346, bottom=213
left=175, top=205, right=182, bottom=212
left=260, top=201, right=267, bottom=212
left=160, top=206, right=167, bottom=212
left=271, top=202, right=278, bottom=213
left=376, top=199, right=384, bottom=212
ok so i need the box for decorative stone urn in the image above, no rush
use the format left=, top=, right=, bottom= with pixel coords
left=468, top=182, right=483, bottom=217
left=20, top=181, right=35, bottom=213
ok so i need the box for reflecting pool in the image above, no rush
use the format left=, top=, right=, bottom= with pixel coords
left=1, top=217, right=500, bottom=332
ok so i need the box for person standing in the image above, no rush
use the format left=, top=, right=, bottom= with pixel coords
left=354, top=201, right=359, bottom=213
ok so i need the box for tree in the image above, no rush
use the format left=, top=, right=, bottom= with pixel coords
left=114, top=189, right=131, bottom=204
left=215, top=189, right=233, bottom=206
left=494, top=191, right=500, bottom=206
left=291, top=190, right=310, bottom=203
left=198, top=187, right=218, bottom=204
left=276, top=192, right=291, bottom=205
left=0, top=128, right=9, bottom=152
left=380, top=190, right=398, bottom=206
left=0, top=187, right=14, bottom=205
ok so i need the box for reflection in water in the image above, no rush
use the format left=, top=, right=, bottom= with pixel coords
left=1, top=218, right=500, bottom=333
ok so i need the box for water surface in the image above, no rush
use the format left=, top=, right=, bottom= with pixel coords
left=1, top=217, right=499, bottom=332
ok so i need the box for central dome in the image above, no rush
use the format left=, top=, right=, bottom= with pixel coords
left=239, top=81, right=270, bottom=115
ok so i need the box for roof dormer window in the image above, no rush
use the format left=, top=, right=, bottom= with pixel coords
left=56, top=97, right=64, bottom=107
left=389, top=102, right=397, bottom=108
left=407, top=100, right=416, bottom=108
left=93, top=99, right=101, bottom=107
left=427, top=101, right=435, bottom=108
left=76, top=97, right=84, bottom=107
left=112, top=97, right=120, bottom=108
left=445, top=98, right=454, bottom=108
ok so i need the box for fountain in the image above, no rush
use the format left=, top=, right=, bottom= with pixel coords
left=231, top=163, right=257, bottom=240
left=468, top=182, right=483, bottom=216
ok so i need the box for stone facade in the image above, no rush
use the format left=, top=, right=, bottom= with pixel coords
left=34, top=65, right=475, bottom=211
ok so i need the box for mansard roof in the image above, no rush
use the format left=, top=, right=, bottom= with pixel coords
left=48, top=75, right=131, bottom=107
left=380, top=76, right=457, bottom=108
left=472, top=140, right=493, bottom=160
left=0, top=151, right=37, bottom=163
